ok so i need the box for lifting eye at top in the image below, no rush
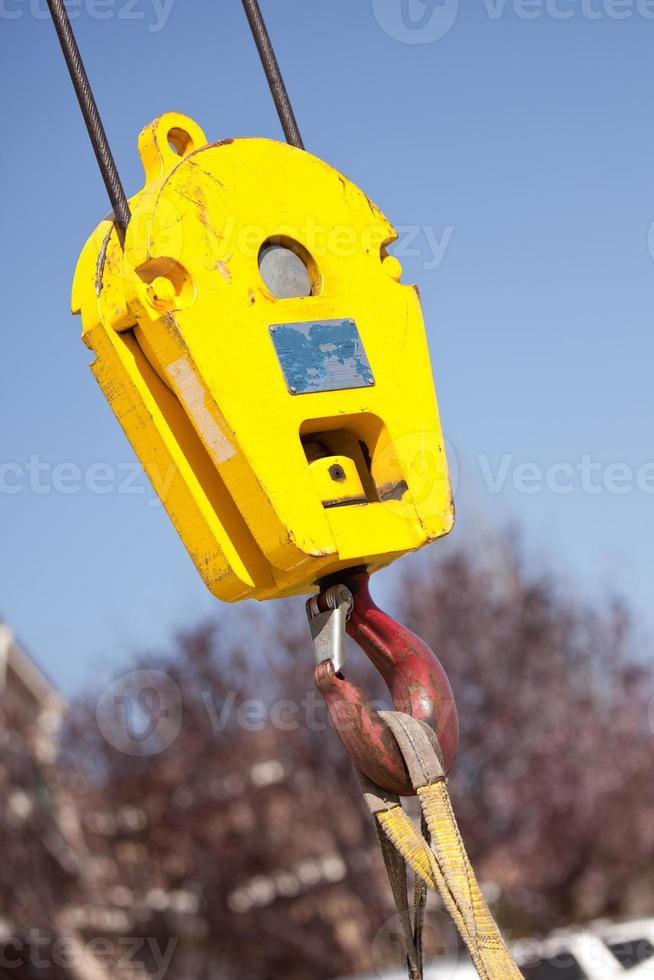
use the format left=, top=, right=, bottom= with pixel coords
left=136, top=113, right=207, bottom=186
left=167, top=126, right=195, bottom=157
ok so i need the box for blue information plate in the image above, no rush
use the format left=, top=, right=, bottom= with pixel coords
left=269, top=318, right=375, bottom=395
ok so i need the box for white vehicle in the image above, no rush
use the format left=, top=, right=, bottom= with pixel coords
left=337, top=918, right=654, bottom=980
left=514, top=918, right=654, bottom=979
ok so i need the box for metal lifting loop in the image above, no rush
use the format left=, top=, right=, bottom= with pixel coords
left=307, top=571, right=459, bottom=796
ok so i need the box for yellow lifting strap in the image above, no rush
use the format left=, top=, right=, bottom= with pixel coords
left=359, top=712, right=523, bottom=980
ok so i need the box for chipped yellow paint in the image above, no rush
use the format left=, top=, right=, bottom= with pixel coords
left=72, top=112, right=454, bottom=602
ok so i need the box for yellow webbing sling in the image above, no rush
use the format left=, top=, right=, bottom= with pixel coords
left=358, top=711, right=523, bottom=980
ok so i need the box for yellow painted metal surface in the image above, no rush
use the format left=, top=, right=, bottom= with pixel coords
left=72, top=113, right=454, bottom=602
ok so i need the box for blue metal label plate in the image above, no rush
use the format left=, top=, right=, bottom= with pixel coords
left=269, top=318, right=375, bottom=395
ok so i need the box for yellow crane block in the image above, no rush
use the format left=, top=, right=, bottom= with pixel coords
left=72, top=112, right=454, bottom=602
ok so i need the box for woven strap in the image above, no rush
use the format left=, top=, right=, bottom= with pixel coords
left=359, top=712, right=523, bottom=980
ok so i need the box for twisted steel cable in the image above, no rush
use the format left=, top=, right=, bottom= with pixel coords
left=240, top=0, right=305, bottom=150
left=46, top=0, right=304, bottom=237
left=47, top=0, right=131, bottom=233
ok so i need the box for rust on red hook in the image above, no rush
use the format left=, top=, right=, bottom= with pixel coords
left=313, top=571, right=459, bottom=796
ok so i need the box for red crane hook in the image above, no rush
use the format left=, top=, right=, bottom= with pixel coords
left=308, top=571, right=459, bottom=796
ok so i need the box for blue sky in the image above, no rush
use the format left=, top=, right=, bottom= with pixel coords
left=1, top=0, right=653, bottom=693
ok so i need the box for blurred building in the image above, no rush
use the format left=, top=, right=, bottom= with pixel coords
left=0, top=621, right=66, bottom=760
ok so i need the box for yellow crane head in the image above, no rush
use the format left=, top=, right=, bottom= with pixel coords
left=73, top=113, right=454, bottom=602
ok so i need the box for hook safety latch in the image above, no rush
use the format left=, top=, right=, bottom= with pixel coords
left=306, top=584, right=354, bottom=676
left=307, top=571, right=459, bottom=796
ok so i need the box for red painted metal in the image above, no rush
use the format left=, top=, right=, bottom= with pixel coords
left=314, top=571, right=459, bottom=796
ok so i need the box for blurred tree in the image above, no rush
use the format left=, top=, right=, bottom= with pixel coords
left=4, top=537, right=654, bottom=978
left=62, top=615, right=391, bottom=980
left=0, top=699, right=88, bottom=979
left=399, top=540, right=654, bottom=934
